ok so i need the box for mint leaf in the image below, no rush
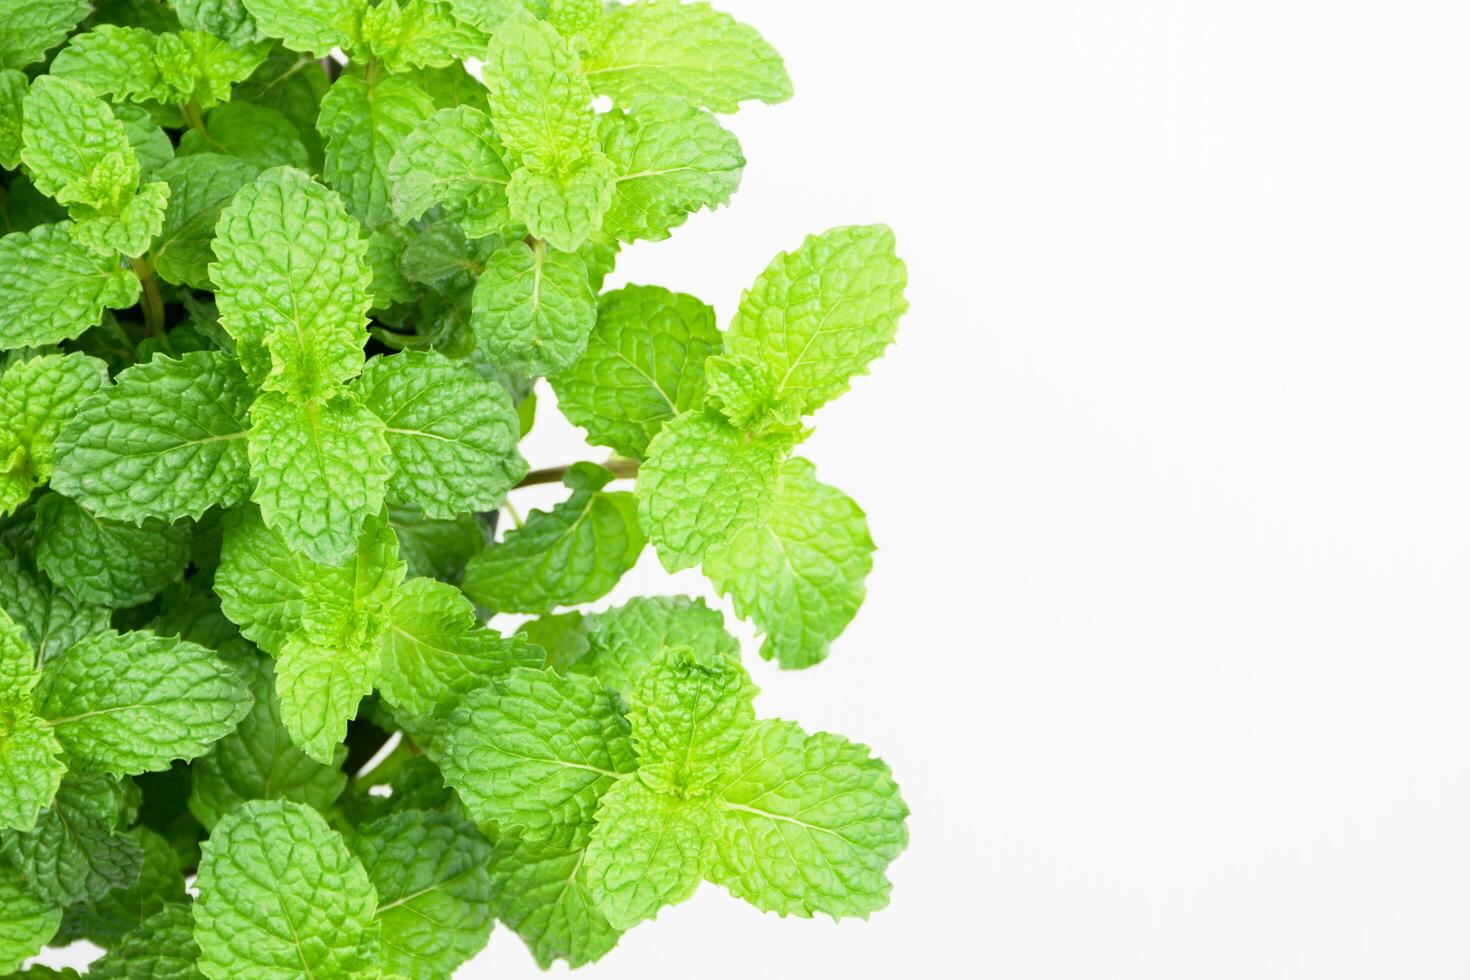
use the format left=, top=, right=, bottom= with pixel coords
left=34, top=494, right=191, bottom=607
left=470, top=239, right=597, bottom=376
left=625, top=645, right=754, bottom=796
left=360, top=0, right=485, bottom=72
left=505, top=155, right=615, bottom=252
left=176, top=102, right=309, bottom=172
left=519, top=609, right=591, bottom=673
left=110, top=104, right=173, bottom=177
left=461, top=464, right=644, bottom=614
left=482, top=8, right=597, bottom=172
left=63, top=828, right=185, bottom=948
left=0, top=556, right=108, bottom=666
left=357, top=350, right=528, bottom=519
left=488, top=835, right=622, bottom=968
left=581, top=777, right=710, bottom=929
left=0, top=351, right=108, bottom=514
left=151, top=154, right=257, bottom=289
left=194, top=800, right=380, bottom=978
left=21, top=76, right=138, bottom=215
left=0, top=0, right=89, bottom=70
left=0, top=224, right=141, bottom=349
left=240, top=0, right=362, bottom=57
left=584, top=0, right=793, bottom=113
left=0, top=69, right=27, bottom=170
left=48, top=26, right=165, bottom=104
left=574, top=595, right=738, bottom=697
left=0, top=868, right=60, bottom=973
left=35, top=629, right=251, bottom=776
left=69, top=179, right=170, bottom=258
left=50, top=352, right=255, bottom=523
left=437, top=667, right=636, bottom=846
left=703, top=458, right=873, bottom=668
left=0, top=608, right=64, bottom=833
left=319, top=74, right=436, bottom=230
left=3, top=773, right=142, bottom=905
left=213, top=507, right=311, bottom=656
left=388, top=105, right=516, bottom=238
left=89, top=903, right=203, bottom=980
left=705, top=719, right=908, bottom=918
left=174, top=0, right=263, bottom=46
left=725, top=224, right=908, bottom=416
left=550, top=284, right=721, bottom=458
left=351, top=809, right=493, bottom=978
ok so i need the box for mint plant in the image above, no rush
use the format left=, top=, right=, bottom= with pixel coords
left=0, top=0, right=911, bottom=975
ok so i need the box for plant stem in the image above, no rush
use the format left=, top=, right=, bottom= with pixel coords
left=181, top=99, right=206, bottom=131
left=129, top=255, right=172, bottom=353
left=515, top=458, right=639, bottom=489
left=363, top=58, right=379, bottom=86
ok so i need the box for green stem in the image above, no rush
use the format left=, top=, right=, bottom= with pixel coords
left=181, top=99, right=206, bottom=131
left=129, top=256, right=172, bottom=354
left=363, top=57, right=379, bottom=86
left=515, top=458, right=639, bottom=489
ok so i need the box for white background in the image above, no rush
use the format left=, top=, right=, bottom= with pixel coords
left=38, top=0, right=1470, bottom=976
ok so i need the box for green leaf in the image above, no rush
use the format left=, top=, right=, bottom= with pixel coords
left=388, top=504, right=485, bottom=585
left=574, top=595, right=738, bottom=697
left=319, top=74, right=436, bottom=230
left=241, top=0, right=362, bottom=57
left=177, top=101, right=308, bottom=172
left=111, top=104, right=174, bottom=177
left=0, top=352, right=108, bottom=503
left=636, top=409, right=791, bottom=571
left=461, top=466, right=644, bottom=614
left=357, top=350, right=528, bottom=520
left=151, top=30, right=270, bottom=109
left=705, top=719, right=908, bottom=918
left=441, top=0, right=530, bottom=31
left=584, top=0, right=792, bottom=113
left=0, top=69, right=26, bottom=170
left=70, top=178, right=171, bottom=258
left=351, top=809, right=493, bottom=978
left=35, top=629, right=251, bottom=775
left=174, top=0, right=263, bottom=46
left=50, top=352, right=255, bottom=523
left=360, top=0, right=486, bottom=72
left=213, top=507, right=310, bottom=655
left=63, top=827, right=185, bottom=948
left=3, top=772, right=142, bottom=905
left=703, top=457, right=873, bottom=668
left=482, top=8, right=598, bottom=172
left=469, top=239, right=596, bottom=377
left=702, top=352, right=802, bottom=432
left=626, top=645, right=755, bottom=796
left=549, top=284, right=720, bottom=458
left=0, top=869, right=60, bottom=973
left=547, top=0, right=602, bottom=44
left=89, top=903, right=204, bottom=980
left=48, top=26, right=164, bottom=103
left=189, top=653, right=347, bottom=829
left=211, top=166, right=373, bottom=399
left=0, top=223, right=141, bottom=349
left=246, top=391, right=391, bottom=567
left=151, top=154, right=258, bottom=288
left=194, top=800, right=380, bottom=979
left=0, top=711, right=64, bottom=834
left=34, top=494, right=191, bottom=607
left=21, top=76, right=138, bottom=214
left=488, top=835, right=622, bottom=969
left=0, top=0, right=88, bottom=70
left=437, top=667, right=636, bottom=846
left=582, top=777, right=710, bottom=929
left=379, top=576, right=544, bottom=717
left=725, top=225, right=908, bottom=416
left=0, top=557, right=109, bottom=666
left=388, top=105, right=516, bottom=239
left=599, top=98, right=743, bottom=242
left=506, top=154, right=615, bottom=251
left=519, top=609, right=590, bottom=674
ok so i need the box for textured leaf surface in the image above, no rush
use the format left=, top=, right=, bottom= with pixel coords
left=584, top=0, right=792, bottom=113
left=706, top=719, right=908, bottom=918
left=438, top=667, right=636, bottom=846
left=627, top=646, right=755, bottom=796
left=0, top=351, right=108, bottom=497
left=358, top=350, right=527, bottom=519
left=151, top=154, right=257, bottom=288
left=637, top=410, right=790, bottom=571
left=246, top=391, right=391, bottom=567
left=725, top=225, right=908, bottom=416
left=0, top=0, right=89, bottom=70
left=175, top=0, right=263, bottom=46
left=0, top=224, right=141, bottom=349
left=0, top=68, right=23, bottom=170
left=582, top=777, right=709, bottom=929
left=34, top=494, right=191, bottom=607
left=35, top=630, right=251, bottom=775
left=21, top=76, right=137, bottom=213
left=63, top=827, right=185, bottom=948
left=0, top=557, right=108, bottom=666
left=51, top=352, right=254, bottom=523
left=703, top=458, right=873, bottom=668
left=89, top=903, right=204, bottom=980
left=482, top=8, right=597, bottom=172
left=505, top=156, right=615, bottom=252
left=0, top=870, right=60, bottom=973
left=319, top=75, right=436, bottom=230
left=177, top=102, right=307, bottom=172
left=211, top=166, right=373, bottom=398
left=3, top=773, right=142, bottom=905
left=0, top=608, right=63, bottom=832
left=470, top=240, right=596, bottom=376
left=69, top=179, right=170, bottom=258
left=352, top=809, right=493, bottom=978
left=241, top=0, right=360, bottom=56
left=213, top=508, right=309, bottom=655
left=488, top=835, right=622, bottom=969
left=194, top=800, right=380, bottom=979
left=550, top=284, right=720, bottom=458
left=575, top=595, right=738, bottom=698
left=361, top=0, right=485, bottom=72
left=388, top=105, right=515, bottom=238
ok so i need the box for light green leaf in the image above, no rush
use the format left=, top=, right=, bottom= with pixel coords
left=702, top=352, right=802, bottom=432
left=188, top=654, right=348, bottom=829
left=21, top=76, right=138, bottom=214
left=584, top=0, right=792, bottom=113
left=51, top=352, right=254, bottom=523
left=582, top=777, right=710, bottom=929
left=89, top=903, right=204, bottom=980
left=549, top=284, right=720, bottom=458
left=488, top=835, right=622, bottom=969
left=0, top=223, right=141, bottom=349
left=706, top=719, right=908, bottom=918
left=379, top=576, right=544, bottom=717
left=599, top=98, right=743, bottom=242
left=111, top=104, right=174, bottom=177
left=34, top=494, right=191, bottom=607
left=0, top=352, right=109, bottom=504
left=240, top=0, right=363, bottom=57
left=519, top=609, right=590, bottom=674
left=470, top=239, right=596, bottom=376
left=574, top=596, right=738, bottom=697
left=725, top=224, right=908, bottom=416
left=64, top=827, right=185, bottom=948
left=358, top=350, right=528, bottom=519
left=194, top=800, right=380, bottom=979
left=0, top=869, right=60, bottom=974
left=462, top=464, right=644, bottom=614
left=361, top=0, right=486, bottom=72
left=547, top=0, right=602, bottom=45
left=506, top=154, right=615, bottom=251
left=636, top=409, right=791, bottom=571
left=0, top=610, right=63, bottom=832
left=151, top=154, right=258, bottom=288
left=388, top=504, right=485, bottom=584
left=213, top=507, right=310, bottom=655
left=49, top=26, right=165, bottom=103
left=626, top=645, right=755, bottom=796
left=2, top=773, right=142, bottom=905
left=703, top=457, right=873, bottom=668
left=0, top=69, right=26, bottom=170
left=174, top=0, right=263, bottom=47
left=35, top=629, right=251, bottom=775
left=0, top=0, right=89, bottom=70
left=351, top=809, right=493, bottom=978
left=441, top=0, right=530, bottom=31
left=70, top=179, right=170, bottom=258
left=246, top=391, right=391, bottom=566
left=437, top=667, right=636, bottom=846
left=211, top=166, right=373, bottom=399
left=319, top=74, right=436, bottom=230
left=152, top=30, right=270, bottom=109
left=0, top=556, right=109, bottom=666
left=177, top=101, right=308, bottom=172
left=482, top=8, right=598, bottom=172
left=388, top=105, right=516, bottom=238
